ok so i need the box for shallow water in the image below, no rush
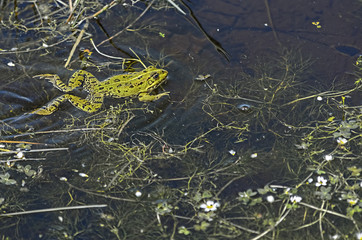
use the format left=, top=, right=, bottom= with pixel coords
left=0, top=0, right=361, bottom=239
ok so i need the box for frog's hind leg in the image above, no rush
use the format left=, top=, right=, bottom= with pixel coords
left=32, top=94, right=72, bottom=115
left=34, top=70, right=99, bottom=92
left=67, top=93, right=104, bottom=113
left=32, top=93, right=104, bottom=115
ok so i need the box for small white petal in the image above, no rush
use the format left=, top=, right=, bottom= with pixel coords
left=330, top=234, right=340, bottom=240
left=290, top=195, right=302, bottom=203
left=206, top=200, right=214, bottom=206
left=266, top=195, right=274, bottom=203
left=324, top=154, right=333, bottom=161
left=337, top=137, right=348, bottom=145
left=135, top=190, right=142, bottom=197
left=250, top=153, right=258, bottom=158
left=59, top=177, right=68, bottom=181
left=228, top=150, right=236, bottom=156
left=79, top=173, right=88, bottom=178
left=316, top=96, right=323, bottom=101
left=16, top=151, right=25, bottom=159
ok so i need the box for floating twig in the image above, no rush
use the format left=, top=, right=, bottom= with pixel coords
left=167, top=0, right=186, bottom=15
left=0, top=204, right=107, bottom=217
left=0, top=158, right=46, bottom=163
left=0, top=148, right=68, bottom=155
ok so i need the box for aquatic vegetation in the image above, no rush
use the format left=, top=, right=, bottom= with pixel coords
left=0, top=0, right=361, bottom=237
left=1, top=49, right=361, bottom=239
left=0, top=173, right=16, bottom=185
left=333, top=120, right=359, bottom=138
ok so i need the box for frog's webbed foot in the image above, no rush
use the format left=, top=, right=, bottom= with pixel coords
left=138, top=92, right=170, bottom=102
left=33, top=74, right=59, bottom=85
left=31, top=107, right=55, bottom=115
left=33, top=72, right=83, bottom=92
left=31, top=94, right=69, bottom=115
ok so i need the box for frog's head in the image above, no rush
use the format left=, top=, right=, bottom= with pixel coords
left=145, top=66, right=168, bottom=91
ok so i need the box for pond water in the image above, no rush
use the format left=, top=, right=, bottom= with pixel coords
left=0, top=0, right=361, bottom=239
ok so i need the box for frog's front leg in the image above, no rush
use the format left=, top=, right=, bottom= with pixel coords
left=138, top=92, right=170, bottom=102
left=32, top=93, right=104, bottom=115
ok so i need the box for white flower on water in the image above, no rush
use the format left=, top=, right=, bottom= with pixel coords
left=266, top=195, right=274, bottom=203
left=79, top=173, right=88, bottom=178
left=290, top=195, right=302, bottom=203
left=284, top=188, right=292, bottom=195
left=337, top=137, right=348, bottom=145
left=356, top=232, right=362, bottom=240
left=7, top=62, right=15, bottom=67
left=200, top=200, right=220, bottom=212
left=329, top=234, right=340, bottom=240
left=316, top=176, right=327, bottom=187
left=135, top=190, right=142, bottom=197
left=347, top=199, right=359, bottom=206
left=59, top=177, right=67, bottom=182
left=228, top=150, right=236, bottom=156
left=16, top=151, right=25, bottom=159
left=323, top=154, right=333, bottom=161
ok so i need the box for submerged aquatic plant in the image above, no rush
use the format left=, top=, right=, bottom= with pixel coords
left=0, top=173, right=16, bottom=185
left=333, top=120, right=359, bottom=138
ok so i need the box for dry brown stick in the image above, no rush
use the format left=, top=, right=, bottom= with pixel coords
left=64, top=20, right=88, bottom=68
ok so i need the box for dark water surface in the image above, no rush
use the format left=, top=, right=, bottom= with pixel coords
left=0, top=0, right=361, bottom=239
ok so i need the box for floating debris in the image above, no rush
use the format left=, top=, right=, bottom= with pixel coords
left=195, top=74, right=211, bottom=81
left=237, top=103, right=252, bottom=112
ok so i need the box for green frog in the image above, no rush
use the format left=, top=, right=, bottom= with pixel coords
left=32, top=66, right=169, bottom=115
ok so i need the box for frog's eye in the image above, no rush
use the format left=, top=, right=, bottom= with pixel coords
left=152, top=73, right=159, bottom=79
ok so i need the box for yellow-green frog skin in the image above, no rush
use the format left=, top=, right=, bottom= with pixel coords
left=32, top=66, right=169, bottom=115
